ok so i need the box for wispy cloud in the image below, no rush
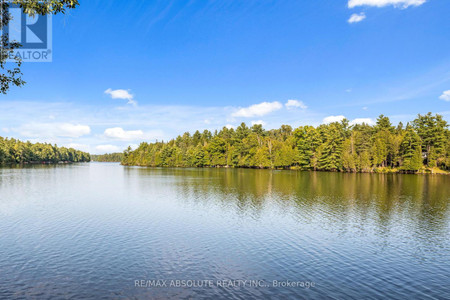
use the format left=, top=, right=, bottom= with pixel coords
left=232, top=101, right=283, bottom=117
left=348, top=13, right=366, bottom=23
left=439, top=90, right=450, bottom=101
left=347, top=0, right=426, bottom=23
left=348, top=0, right=426, bottom=9
left=285, top=99, right=307, bottom=110
left=328, top=63, right=450, bottom=108
left=104, top=88, right=137, bottom=106
left=14, top=123, right=91, bottom=138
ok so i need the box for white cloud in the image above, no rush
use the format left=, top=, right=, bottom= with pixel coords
left=362, top=106, right=368, bottom=110
left=16, top=123, right=91, bottom=138
left=59, top=124, right=91, bottom=137
left=104, top=88, right=137, bottom=106
left=232, top=101, right=283, bottom=117
left=323, top=115, right=346, bottom=124
left=251, top=120, right=266, bottom=126
left=104, top=127, right=144, bottom=141
left=439, top=90, right=450, bottom=101
left=348, top=0, right=426, bottom=8
left=0, top=101, right=320, bottom=153
left=285, top=99, right=307, bottom=110
left=225, top=124, right=235, bottom=129
left=348, top=13, right=366, bottom=23
left=95, top=145, right=122, bottom=153
left=65, top=143, right=91, bottom=152
left=103, top=127, right=164, bottom=141
left=350, top=118, right=375, bottom=125
left=323, top=116, right=374, bottom=125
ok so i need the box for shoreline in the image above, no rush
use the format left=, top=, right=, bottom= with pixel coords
left=120, top=163, right=450, bottom=175
left=0, top=161, right=91, bottom=166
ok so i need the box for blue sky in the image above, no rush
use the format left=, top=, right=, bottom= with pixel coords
left=1, top=0, right=449, bottom=153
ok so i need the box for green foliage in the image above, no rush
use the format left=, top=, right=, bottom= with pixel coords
left=0, top=136, right=90, bottom=164
left=1, top=0, right=79, bottom=94
left=412, top=112, right=448, bottom=167
left=91, top=152, right=123, bottom=162
left=293, top=126, right=319, bottom=169
left=399, top=124, right=423, bottom=172
left=122, top=113, right=450, bottom=172
left=317, top=121, right=348, bottom=171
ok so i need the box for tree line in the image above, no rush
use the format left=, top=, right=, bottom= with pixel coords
left=91, top=152, right=123, bottom=162
left=122, top=113, right=449, bottom=173
left=0, top=137, right=90, bottom=164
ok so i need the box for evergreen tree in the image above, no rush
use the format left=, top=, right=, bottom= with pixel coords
left=293, top=126, right=319, bottom=169
left=0, top=137, right=90, bottom=164
left=318, top=122, right=345, bottom=171
left=120, top=113, right=449, bottom=172
left=400, top=124, right=422, bottom=171
left=412, top=113, right=448, bottom=167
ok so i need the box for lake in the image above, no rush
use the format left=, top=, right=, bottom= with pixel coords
left=0, top=163, right=449, bottom=299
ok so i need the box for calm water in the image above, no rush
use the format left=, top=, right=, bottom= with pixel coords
left=0, top=163, right=449, bottom=299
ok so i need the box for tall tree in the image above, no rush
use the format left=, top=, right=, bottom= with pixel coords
left=412, top=113, right=448, bottom=167
left=293, top=126, right=319, bottom=170
left=399, top=124, right=422, bottom=172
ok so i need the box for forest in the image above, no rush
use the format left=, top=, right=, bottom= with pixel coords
left=122, top=113, right=449, bottom=173
left=0, top=137, right=90, bottom=164
left=91, top=153, right=123, bottom=162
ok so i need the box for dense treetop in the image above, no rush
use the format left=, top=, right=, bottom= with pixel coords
left=122, top=113, right=449, bottom=173
left=0, top=137, right=90, bottom=164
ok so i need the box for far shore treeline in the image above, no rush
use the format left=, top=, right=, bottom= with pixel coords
left=91, top=153, right=124, bottom=162
left=122, top=113, right=449, bottom=173
left=0, top=137, right=90, bottom=164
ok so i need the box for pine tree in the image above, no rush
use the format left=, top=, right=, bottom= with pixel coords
left=293, top=126, right=319, bottom=169
left=318, top=122, right=345, bottom=171
left=400, top=124, right=422, bottom=171
left=413, top=113, right=448, bottom=167
left=121, top=113, right=449, bottom=172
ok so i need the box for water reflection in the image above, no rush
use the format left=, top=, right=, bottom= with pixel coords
left=127, top=167, right=450, bottom=263
left=127, top=167, right=448, bottom=227
left=1, top=164, right=449, bottom=299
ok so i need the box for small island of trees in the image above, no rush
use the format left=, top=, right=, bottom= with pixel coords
left=0, top=137, right=90, bottom=164
left=122, top=113, right=449, bottom=173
